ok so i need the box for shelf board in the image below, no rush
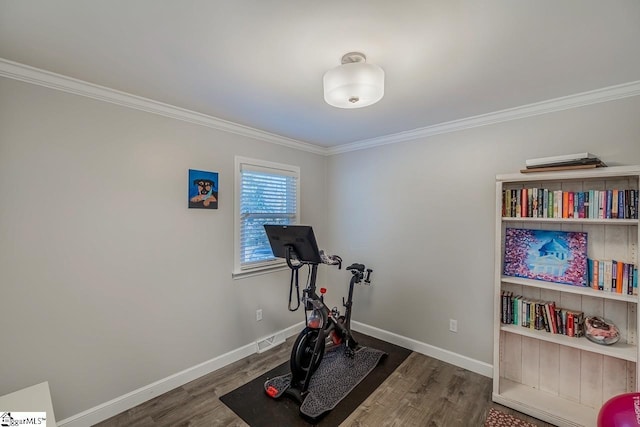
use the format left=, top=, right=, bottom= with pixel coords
left=502, top=217, right=638, bottom=225
left=501, top=276, right=638, bottom=303
left=494, top=379, right=597, bottom=427
left=501, top=324, right=637, bottom=361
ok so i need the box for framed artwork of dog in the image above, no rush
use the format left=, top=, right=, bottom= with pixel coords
left=188, top=169, right=218, bottom=209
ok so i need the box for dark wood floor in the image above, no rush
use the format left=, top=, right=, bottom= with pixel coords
left=94, top=337, right=555, bottom=427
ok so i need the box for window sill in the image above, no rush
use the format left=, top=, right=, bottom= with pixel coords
left=232, top=263, right=289, bottom=280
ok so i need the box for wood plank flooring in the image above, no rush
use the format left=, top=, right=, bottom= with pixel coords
left=94, top=337, right=556, bottom=427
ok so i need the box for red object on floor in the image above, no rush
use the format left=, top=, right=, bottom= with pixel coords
left=598, top=392, right=640, bottom=426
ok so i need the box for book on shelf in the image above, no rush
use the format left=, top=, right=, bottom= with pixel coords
left=545, top=302, right=558, bottom=334
left=604, top=261, right=613, bottom=292
left=584, top=191, right=590, bottom=218
left=505, top=190, right=510, bottom=217
left=588, top=259, right=595, bottom=289
left=512, top=295, right=521, bottom=326
left=555, top=307, right=564, bottom=335
left=567, top=312, right=575, bottom=337
left=544, top=189, right=550, bottom=217
left=567, top=311, right=585, bottom=337
left=624, top=264, right=630, bottom=296
left=577, top=192, right=585, bottom=218
left=598, top=260, right=605, bottom=290
left=631, top=190, right=638, bottom=218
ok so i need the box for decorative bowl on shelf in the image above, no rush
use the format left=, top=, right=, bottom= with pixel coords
left=585, top=316, right=620, bottom=345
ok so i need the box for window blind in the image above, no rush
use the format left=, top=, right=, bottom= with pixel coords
left=240, top=166, right=298, bottom=268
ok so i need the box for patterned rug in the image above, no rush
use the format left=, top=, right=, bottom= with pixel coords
left=485, top=408, right=537, bottom=427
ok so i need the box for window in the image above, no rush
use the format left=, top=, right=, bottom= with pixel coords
left=233, top=157, right=300, bottom=278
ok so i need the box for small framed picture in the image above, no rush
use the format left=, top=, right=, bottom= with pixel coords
left=188, top=169, right=219, bottom=209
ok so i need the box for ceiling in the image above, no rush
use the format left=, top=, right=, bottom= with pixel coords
left=1, top=1, right=639, bottom=149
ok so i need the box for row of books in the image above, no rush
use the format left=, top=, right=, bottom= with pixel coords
left=501, top=188, right=638, bottom=219
left=501, top=291, right=585, bottom=337
left=588, top=259, right=638, bottom=295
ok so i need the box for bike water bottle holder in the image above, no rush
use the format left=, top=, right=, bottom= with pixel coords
left=307, top=308, right=323, bottom=329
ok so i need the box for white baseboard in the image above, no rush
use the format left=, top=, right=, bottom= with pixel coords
left=57, top=320, right=490, bottom=426
left=351, top=321, right=493, bottom=378
left=57, top=323, right=304, bottom=427
left=257, top=322, right=304, bottom=353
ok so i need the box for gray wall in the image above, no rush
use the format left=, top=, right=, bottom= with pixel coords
left=325, top=96, right=640, bottom=364
left=0, top=77, right=328, bottom=420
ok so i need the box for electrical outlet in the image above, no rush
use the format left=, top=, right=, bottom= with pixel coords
left=449, top=319, right=458, bottom=333
left=256, top=309, right=263, bottom=321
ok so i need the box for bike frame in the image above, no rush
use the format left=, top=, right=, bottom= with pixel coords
left=299, top=272, right=361, bottom=394
left=287, top=249, right=365, bottom=394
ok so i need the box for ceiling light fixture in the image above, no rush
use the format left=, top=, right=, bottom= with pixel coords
left=323, top=52, right=384, bottom=109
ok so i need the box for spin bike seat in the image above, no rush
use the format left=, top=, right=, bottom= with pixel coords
left=347, top=263, right=365, bottom=272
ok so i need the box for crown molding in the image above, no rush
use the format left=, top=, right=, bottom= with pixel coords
left=0, top=58, right=328, bottom=156
left=2, top=58, right=639, bottom=157
left=327, top=80, right=640, bottom=155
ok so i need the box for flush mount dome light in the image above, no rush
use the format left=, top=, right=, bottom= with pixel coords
left=323, top=52, right=384, bottom=109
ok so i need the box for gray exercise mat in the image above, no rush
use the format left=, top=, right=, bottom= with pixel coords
left=264, top=345, right=386, bottom=420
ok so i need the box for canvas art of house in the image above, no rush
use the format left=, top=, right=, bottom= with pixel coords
left=503, top=228, right=589, bottom=287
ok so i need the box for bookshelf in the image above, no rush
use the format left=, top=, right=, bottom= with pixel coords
left=493, top=165, right=640, bottom=427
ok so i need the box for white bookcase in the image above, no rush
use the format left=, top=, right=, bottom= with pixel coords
left=493, top=165, right=640, bottom=427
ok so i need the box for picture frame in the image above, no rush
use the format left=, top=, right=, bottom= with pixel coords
left=188, top=169, right=219, bottom=209
left=503, top=228, right=588, bottom=286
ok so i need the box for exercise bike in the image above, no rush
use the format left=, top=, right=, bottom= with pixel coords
left=263, top=225, right=373, bottom=403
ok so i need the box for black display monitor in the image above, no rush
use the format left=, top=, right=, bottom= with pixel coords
left=264, top=225, right=322, bottom=264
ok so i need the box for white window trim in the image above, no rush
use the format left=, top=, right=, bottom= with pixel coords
left=233, top=156, right=300, bottom=279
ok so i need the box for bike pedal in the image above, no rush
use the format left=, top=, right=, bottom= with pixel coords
left=266, top=385, right=279, bottom=398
